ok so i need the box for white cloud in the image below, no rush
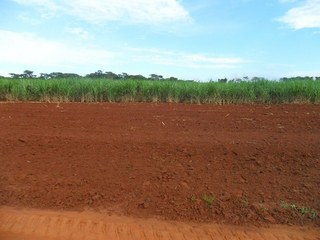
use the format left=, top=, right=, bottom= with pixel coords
left=65, top=27, right=90, bottom=40
left=18, top=13, right=41, bottom=25
left=278, top=0, right=320, bottom=29
left=13, top=0, right=60, bottom=10
left=0, top=29, right=116, bottom=69
left=278, top=0, right=297, bottom=3
left=0, top=30, right=246, bottom=77
left=13, top=0, right=61, bottom=18
left=126, top=48, right=246, bottom=69
left=12, top=0, right=191, bottom=25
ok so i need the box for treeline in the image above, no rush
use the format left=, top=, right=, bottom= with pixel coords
left=4, top=70, right=178, bottom=81
left=217, top=76, right=320, bottom=83
left=1, top=70, right=319, bottom=82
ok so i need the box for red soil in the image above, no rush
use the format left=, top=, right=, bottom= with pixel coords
left=0, top=103, right=319, bottom=227
left=1, top=207, right=319, bottom=240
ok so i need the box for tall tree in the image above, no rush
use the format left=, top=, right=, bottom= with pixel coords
left=22, top=70, right=36, bottom=78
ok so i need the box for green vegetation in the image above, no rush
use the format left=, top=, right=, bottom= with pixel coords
left=280, top=200, right=289, bottom=209
left=280, top=200, right=318, bottom=219
left=202, top=194, right=216, bottom=206
left=190, top=195, right=197, bottom=204
left=239, top=197, right=249, bottom=207
left=0, top=77, right=319, bottom=104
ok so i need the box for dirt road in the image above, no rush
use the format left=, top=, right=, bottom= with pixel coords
left=0, top=103, right=319, bottom=230
left=1, top=207, right=319, bottom=240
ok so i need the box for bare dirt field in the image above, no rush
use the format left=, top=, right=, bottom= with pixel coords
left=0, top=103, right=319, bottom=239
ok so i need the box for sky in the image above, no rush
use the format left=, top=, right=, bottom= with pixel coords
left=0, top=0, right=319, bottom=81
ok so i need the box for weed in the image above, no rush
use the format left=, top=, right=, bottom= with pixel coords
left=279, top=201, right=318, bottom=219
left=310, top=209, right=318, bottom=219
left=290, top=204, right=298, bottom=211
left=280, top=200, right=289, bottom=209
left=202, top=194, right=216, bottom=206
left=299, top=206, right=311, bottom=216
left=296, top=206, right=319, bottom=219
left=240, top=197, right=249, bottom=207
left=190, top=195, right=197, bottom=204
left=259, top=203, right=268, bottom=211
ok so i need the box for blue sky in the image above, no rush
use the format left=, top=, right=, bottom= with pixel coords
left=0, top=0, right=319, bottom=80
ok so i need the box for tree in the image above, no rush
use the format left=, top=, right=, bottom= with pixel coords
left=118, top=72, right=128, bottom=79
left=218, top=78, right=228, bottom=83
left=9, top=73, right=23, bottom=78
left=167, top=77, right=178, bottom=81
left=105, top=71, right=119, bottom=79
left=251, top=77, right=266, bottom=82
left=49, top=72, right=64, bottom=78
left=86, top=70, right=119, bottom=79
left=9, top=70, right=36, bottom=79
left=96, top=70, right=103, bottom=75
left=86, top=70, right=105, bottom=78
left=22, top=70, right=36, bottom=78
left=149, top=74, right=163, bottom=80
left=229, top=78, right=242, bottom=83
left=61, top=73, right=80, bottom=78
left=128, top=74, right=146, bottom=80
left=39, top=73, right=50, bottom=79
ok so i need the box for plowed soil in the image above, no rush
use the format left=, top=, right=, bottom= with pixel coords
left=0, top=103, right=319, bottom=231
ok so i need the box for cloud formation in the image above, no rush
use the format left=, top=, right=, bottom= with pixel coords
left=279, top=0, right=320, bottom=29
left=0, top=29, right=116, bottom=68
left=0, top=29, right=246, bottom=77
left=65, top=27, right=90, bottom=40
left=278, top=0, right=297, bottom=3
left=127, top=48, right=245, bottom=69
left=13, top=0, right=191, bottom=25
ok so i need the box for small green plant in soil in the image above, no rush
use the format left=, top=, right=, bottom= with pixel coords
left=202, top=194, right=216, bottom=206
left=239, top=197, right=249, bottom=207
left=259, top=203, right=268, bottom=211
left=296, top=206, right=318, bottom=219
left=190, top=195, right=197, bottom=204
left=280, top=200, right=289, bottom=209
left=280, top=201, right=318, bottom=219
left=310, top=209, right=318, bottom=219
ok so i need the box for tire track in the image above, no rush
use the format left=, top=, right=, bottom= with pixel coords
left=0, top=207, right=319, bottom=240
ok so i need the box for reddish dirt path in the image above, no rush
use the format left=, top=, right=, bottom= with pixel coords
left=1, top=207, right=319, bottom=240
left=0, top=103, right=319, bottom=228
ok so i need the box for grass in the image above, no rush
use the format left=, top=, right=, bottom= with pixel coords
left=189, top=194, right=217, bottom=206
left=0, top=78, right=319, bottom=104
left=280, top=200, right=318, bottom=219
